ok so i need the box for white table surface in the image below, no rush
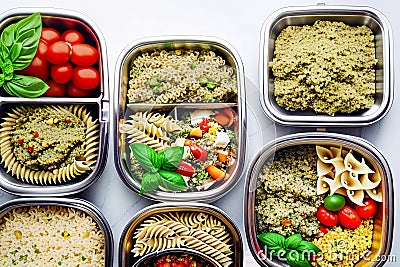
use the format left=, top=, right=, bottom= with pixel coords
left=1, top=0, right=398, bottom=266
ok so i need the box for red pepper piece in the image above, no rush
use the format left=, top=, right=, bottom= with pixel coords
left=33, top=131, right=39, bottom=138
left=198, top=118, right=210, bottom=133
left=65, top=118, right=72, bottom=123
left=28, top=146, right=34, bottom=153
left=18, top=139, right=24, bottom=145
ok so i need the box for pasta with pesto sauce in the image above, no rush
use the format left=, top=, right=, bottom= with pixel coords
left=128, top=49, right=237, bottom=104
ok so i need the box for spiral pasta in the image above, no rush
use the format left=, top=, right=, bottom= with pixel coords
left=0, top=105, right=99, bottom=185
left=131, top=211, right=233, bottom=266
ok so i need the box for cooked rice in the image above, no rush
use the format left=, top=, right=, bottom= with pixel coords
left=0, top=205, right=105, bottom=266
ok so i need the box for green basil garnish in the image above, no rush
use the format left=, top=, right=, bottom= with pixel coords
left=129, top=144, right=186, bottom=194
left=257, top=232, right=320, bottom=267
left=159, top=146, right=184, bottom=171
left=0, top=12, right=49, bottom=97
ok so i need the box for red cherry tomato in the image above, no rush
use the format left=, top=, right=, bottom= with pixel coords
left=50, top=63, right=73, bottom=84
left=189, top=143, right=208, bottom=162
left=61, top=29, right=85, bottom=44
left=67, top=82, right=97, bottom=97
left=316, top=205, right=338, bottom=227
left=41, top=28, right=61, bottom=45
left=355, top=199, right=378, bottom=219
left=71, top=43, right=98, bottom=66
left=338, top=206, right=362, bottom=229
left=37, top=39, right=49, bottom=58
left=44, top=80, right=67, bottom=97
left=199, top=118, right=211, bottom=133
left=72, top=66, right=100, bottom=90
left=17, top=55, right=50, bottom=81
left=46, top=41, right=71, bottom=65
left=175, top=161, right=195, bottom=177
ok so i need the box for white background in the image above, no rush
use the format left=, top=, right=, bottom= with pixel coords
left=0, top=0, right=398, bottom=266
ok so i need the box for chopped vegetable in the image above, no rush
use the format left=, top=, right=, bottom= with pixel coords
left=189, top=128, right=203, bottom=138
left=206, top=165, right=225, bottom=181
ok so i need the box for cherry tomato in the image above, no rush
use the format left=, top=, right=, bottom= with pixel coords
left=41, top=28, right=61, bottom=45
left=316, top=205, right=338, bottom=227
left=338, top=206, right=362, bottom=229
left=37, top=39, right=49, bottom=58
left=324, top=194, right=346, bottom=211
left=320, top=225, right=328, bottom=234
left=17, top=55, right=50, bottom=81
left=50, top=63, right=73, bottom=84
left=355, top=199, right=378, bottom=219
left=44, top=80, right=67, bottom=97
left=72, top=66, right=100, bottom=90
left=189, top=143, right=208, bottom=162
left=175, top=161, right=195, bottom=177
left=61, top=29, right=85, bottom=44
left=71, top=43, right=98, bottom=66
left=67, top=82, right=97, bottom=97
left=198, top=118, right=211, bottom=133
left=46, top=41, right=71, bottom=65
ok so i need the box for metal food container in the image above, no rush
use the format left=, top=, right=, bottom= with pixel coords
left=259, top=5, right=393, bottom=126
left=0, top=8, right=109, bottom=196
left=114, top=36, right=246, bottom=202
left=0, top=197, right=113, bottom=266
left=244, top=132, right=393, bottom=267
left=119, top=202, right=243, bottom=267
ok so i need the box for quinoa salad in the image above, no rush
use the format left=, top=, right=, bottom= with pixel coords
left=255, top=144, right=381, bottom=267
left=270, top=20, right=377, bottom=115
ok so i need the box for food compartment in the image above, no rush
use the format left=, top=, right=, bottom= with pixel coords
left=118, top=104, right=242, bottom=202
left=259, top=5, right=393, bottom=126
left=0, top=102, right=108, bottom=196
left=244, top=133, right=393, bottom=267
left=119, top=203, right=243, bottom=267
left=0, top=197, right=113, bottom=266
left=0, top=8, right=108, bottom=99
left=115, top=37, right=245, bottom=202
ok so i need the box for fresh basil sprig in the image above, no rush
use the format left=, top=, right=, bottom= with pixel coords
left=130, top=143, right=186, bottom=194
left=0, top=12, right=49, bottom=97
left=257, top=232, right=321, bottom=267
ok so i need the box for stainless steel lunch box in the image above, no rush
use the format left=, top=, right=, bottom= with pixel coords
left=0, top=8, right=109, bottom=196
left=244, top=132, right=393, bottom=267
left=119, top=202, right=243, bottom=267
left=259, top=5, right=393, bottom=126
left=114, top=36, right=246, bottom=202
left=0, top=197, right=113, bottom=266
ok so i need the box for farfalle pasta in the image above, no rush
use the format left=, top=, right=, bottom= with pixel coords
left=131, top=211, right=233, bottom=267
left=0, top=105, right=99, bottom=185
left=315, top=145, right=382, bottom=204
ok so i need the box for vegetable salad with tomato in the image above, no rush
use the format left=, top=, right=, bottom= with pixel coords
left=0, top=13, right=100, bottom=98
left=127, top=108, right=238, bottom=194
left=255, top=145, right=380, bottom=267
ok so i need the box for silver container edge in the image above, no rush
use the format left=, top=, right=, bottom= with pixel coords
left=114, top=36, right=246, bottom=202
left=244, top=132, right=394, bottom=267
left=119, top=202, right=243, bottom=267
left=0, top=8, right=110, bottom=196
left=0, top=197, right=113, bottom=266
left=259, top=5, right=393, bottom=127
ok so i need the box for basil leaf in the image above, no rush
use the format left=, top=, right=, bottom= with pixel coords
left=130, top=143, right=159, bottom=172
left=3, top=74, right=48, bottom=97
left=296, top=240, right=321, bottom=254
left=257, top=232, right=286, bottom=253
left=286, top=250, right=311, bottom=267
left=159, top=146, right=184, bottom=171
left=139, top=172, right=160, bottom=194
left=158, top=170, right=187, bottom=191
left=285, top=233, right=303, bottom=250
left=0, top=12, right=42, bottom=70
